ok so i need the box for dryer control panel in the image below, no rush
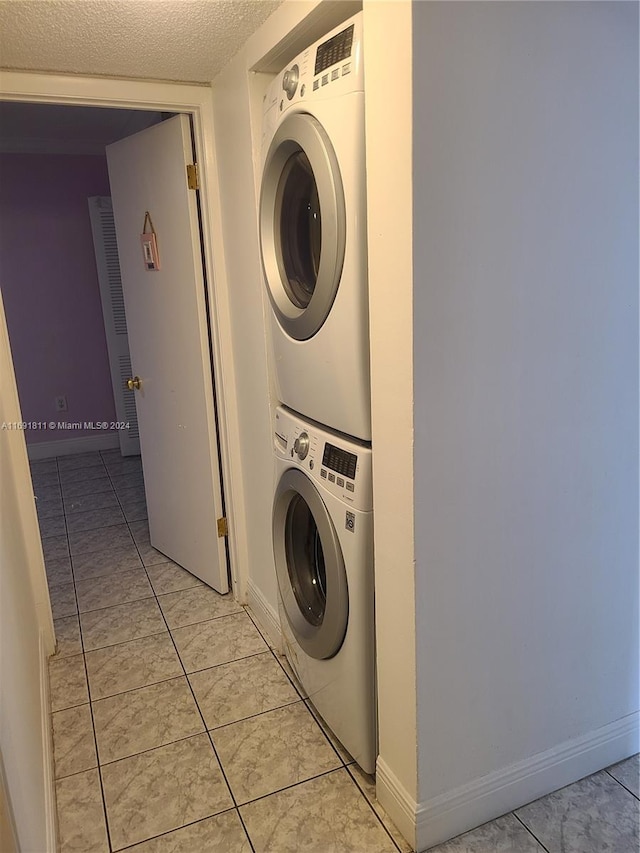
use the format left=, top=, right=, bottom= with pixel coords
left=263, top=10, right=364, bottom=133
left=274, top=405, right=372, bottom=512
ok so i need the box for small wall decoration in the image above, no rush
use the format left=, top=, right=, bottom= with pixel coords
left=140, top=211, right=160, bottom=271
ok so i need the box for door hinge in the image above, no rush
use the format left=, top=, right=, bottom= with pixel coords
left=217, top=516, right=228, bottom=538
left=186, top=163, right=199, bottom=190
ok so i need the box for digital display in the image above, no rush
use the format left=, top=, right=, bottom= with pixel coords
left=322, top=442, right=357, bottom=480
left=314, top=24, right=354, bottom=76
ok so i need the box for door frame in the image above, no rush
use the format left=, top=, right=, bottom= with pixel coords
left=0, top=70, right=246, bottom=599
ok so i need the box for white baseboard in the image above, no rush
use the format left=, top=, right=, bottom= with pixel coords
left=39, top=632, right=58, bottom=853
left=376, top=757, right=418, bottom=851
left=27, top=432, right=120, bottom=460
left=246, top=578, right=283, bottom=653
left=378, top=711, right=640, bottom=852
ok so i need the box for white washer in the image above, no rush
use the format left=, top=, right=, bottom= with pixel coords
left=260, top=14, right=370, bottom=441
left=272, top=405, right=377, bottom=773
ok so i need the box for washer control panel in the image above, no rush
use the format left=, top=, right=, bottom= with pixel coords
left=322, top=441, right=357, bottom=480
left=274, top=406, right=372, bottom=512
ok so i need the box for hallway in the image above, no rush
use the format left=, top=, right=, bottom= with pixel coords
left=34, top=449, right=639, bottom=852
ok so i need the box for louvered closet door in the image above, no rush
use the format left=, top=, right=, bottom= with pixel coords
left=88, top=196, right=140, bottom=455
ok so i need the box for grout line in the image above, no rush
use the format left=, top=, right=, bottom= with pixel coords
left=243, top=603, right=275, bottom=647
left=112, top=808, right=242, bottom=852
left=74, top=590, right=155, bottom=617
left=270, top=650, right=307, bottom=699
left=49, top=697, right=91, bottom=714
left=299, top=696, right=349, bottom=767
left=77, top=649, right=287, bottom=703
left=603, top=767, right=640, bottom=802
left=93, top=729, right=208, bottom=770
left=204, top=696, right=303, bottom=733
left=81, top=628, right=170, bottom=658
left=186, top=648, right=274, bottom=675
left=80, top=609, right=256, bottom=654
left=235, top=765, right=369, bottom=809
left=513, top=811, right=552, bottom=853
left=344, top=763, right=405, bottom=853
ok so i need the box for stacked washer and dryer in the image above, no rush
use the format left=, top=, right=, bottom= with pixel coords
left=259, top=14, right=376, bottom=774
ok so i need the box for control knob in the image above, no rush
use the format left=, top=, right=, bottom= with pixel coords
left=282, top=64, right=299, bottom=100
left=293, top=432, right=309, bottom=460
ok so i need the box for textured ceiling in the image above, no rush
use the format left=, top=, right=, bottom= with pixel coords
left=0, top=0, right=282, bottom=84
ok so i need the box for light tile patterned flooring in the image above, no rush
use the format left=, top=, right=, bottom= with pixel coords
left=33, top=450, right=639, bottom=852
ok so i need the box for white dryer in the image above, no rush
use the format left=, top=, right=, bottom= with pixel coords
left=260, top=14, right=371, bottom=441
left=272, top=405, right=377, bottom=773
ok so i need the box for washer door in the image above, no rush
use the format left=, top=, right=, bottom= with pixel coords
left=260, top=112, right=346, bottom=341
left=273, top=468, right=348, bottom=660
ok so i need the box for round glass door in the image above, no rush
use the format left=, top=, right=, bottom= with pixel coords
left=285, top=493, right=327, bottom=626
left=260, top=113, right=346, bottom=341
left=278, top=150, right=321, bottom=310
left=273, top=468, right=348, bottom=660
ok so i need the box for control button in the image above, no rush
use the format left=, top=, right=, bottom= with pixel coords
left=313, top=79, right=319, bottom=91
left=309, top=459, right=314, bottom=470
left=337, top=477, right=344, bottom=487
left=328, top=473, right=336, bottom=483
left=342, top=63, right=351, bottom=75
left=346, top=482, right=355, bottom=492
left=331, top=69, right=340, bottom=81
left=321, top=74, right=329, bottom=86
left=321, top=469, right=327, bottom=479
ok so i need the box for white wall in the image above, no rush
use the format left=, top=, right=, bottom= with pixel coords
left=210, top=20, right=289, bottom=631
left=412, top=1, right=638, bottom=847
left=0, top=290, right=56, bottom=852
left=362, top=0, right=417, bottom=840
left=212, top=54, right=277, bottom=623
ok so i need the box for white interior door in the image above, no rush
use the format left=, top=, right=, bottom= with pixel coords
left=106, top=114, right=228, bottom=593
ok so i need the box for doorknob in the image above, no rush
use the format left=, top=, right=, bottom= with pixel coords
left=126, top=376, right=141, bottom=391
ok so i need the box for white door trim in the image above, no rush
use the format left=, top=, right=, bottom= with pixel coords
left=0, top=70, right=247, bottom=599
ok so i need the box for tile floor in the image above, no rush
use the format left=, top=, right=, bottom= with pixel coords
left=33, top=449, right=639, bottom=853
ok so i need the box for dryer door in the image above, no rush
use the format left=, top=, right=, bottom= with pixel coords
left=260, top=113, right=346, bottom=341
left=273, top=468, right=348, bottom=659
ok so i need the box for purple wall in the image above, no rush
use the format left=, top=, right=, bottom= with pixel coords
left=0, top=153, right=117, bottom=444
